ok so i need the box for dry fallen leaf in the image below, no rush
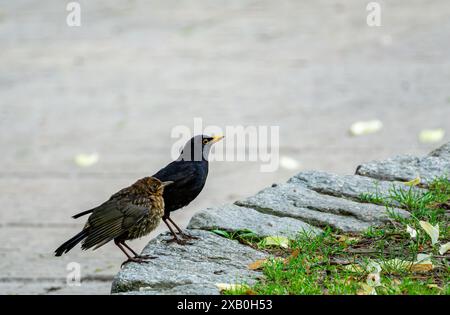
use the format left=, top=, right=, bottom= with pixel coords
left=411, top=262, right=434, bottom=272
left=215, top=283, right=247, bottom=292
left=419, top=221, right=440, bottom=245
left=283, top=249, right=300, bottom=265
left=404, top=177, right=421, bottom=187
left=411, top=254, right=434, bottom=272
left=344, top=264, right=364, bottom=273
left=337, top=235, right=360, bottom=243
left=426, top=284, right=442, bottom=290
left=248, top=259, right=267, bottom=270
left=263, top=236, right=290, bottom=248
left=392, top=279, right=401, bottom=286
left=249, top=257, right=284, bottom=270
left=289, top=248, right=300, bottom=260
left=357, top=283, right=377, bottom=295
left=349, top=120, right=383, bottom=136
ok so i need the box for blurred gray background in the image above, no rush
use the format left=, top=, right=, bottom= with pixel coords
left=0, top=0, right=449, bottom=294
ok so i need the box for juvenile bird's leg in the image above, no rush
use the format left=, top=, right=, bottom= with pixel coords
left=115, top=240, right=151, bottom=267
left=122, top=241, right=157, bottom=260
left=163, top=217, right=189, bottom=245
left=167, top=217, right=199, bottom=240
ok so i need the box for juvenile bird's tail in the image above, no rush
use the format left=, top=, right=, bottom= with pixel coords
left=72, top=208, right=94, bottom=219
left=55, top=230, right=88, bottom=256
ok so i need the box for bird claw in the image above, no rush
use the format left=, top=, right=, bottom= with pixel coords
left=135, top=254, right=157, bottom=260
left=121, top=257, right=153, bottom=268
left=166, top=237, right=192, bottom=245
left=180, top=233, right=199, bottom=240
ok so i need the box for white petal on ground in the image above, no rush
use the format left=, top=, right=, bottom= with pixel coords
left=279, top=156, right=300, bottom=170
left=349, top=120, right=383, bottom=136
left=419, top=129, right=445, bottom=143
left=74, top=153, right=99, bottom=167
left=416, top=253, right=432, bottom=263
left=366, top=272, right=381, bottom=287
left=406, top=225, right=417, bottom=239
left=439, top=242, right=450, bottom=255
left=419, top=221, right=440, bottom=245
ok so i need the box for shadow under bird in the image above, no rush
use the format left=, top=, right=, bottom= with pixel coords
left=54, top=177, right=173, bottom=265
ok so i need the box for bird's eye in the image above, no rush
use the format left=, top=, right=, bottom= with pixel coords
left=202, top=139, right=209, bottom=145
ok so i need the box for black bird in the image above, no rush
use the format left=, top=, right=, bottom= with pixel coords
left=152, top=134, right=223, bottom=243
left=55, top=177, right=173, bottom=264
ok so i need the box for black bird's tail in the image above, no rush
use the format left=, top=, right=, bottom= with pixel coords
left=55, top=230, right=88, bottom=256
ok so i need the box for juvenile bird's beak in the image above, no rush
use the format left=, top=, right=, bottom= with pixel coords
left=162, top=181, right=174, bottom=187
left=211, top=135, right=224, bottom=143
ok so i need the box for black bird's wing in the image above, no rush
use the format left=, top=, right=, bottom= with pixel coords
left=152, top=160, right=198, bottom=182
left=81, top=200, right=149, bottom=250
left=153, top=160, right=208, bottom=212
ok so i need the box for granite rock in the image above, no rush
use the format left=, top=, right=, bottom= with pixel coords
left=111, top=230, right=267, bottom=294
left=289, top=170, right=425, bottom=204
left=429, top=142, right=450, bottom=160
left=355, top=155, right=450, bottom=183
left=236, top=183, right=409, bottom=232
left=187, top=204, right=322, bottom=238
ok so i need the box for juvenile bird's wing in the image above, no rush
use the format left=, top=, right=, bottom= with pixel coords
left=81, top=199, right=150, bottom=250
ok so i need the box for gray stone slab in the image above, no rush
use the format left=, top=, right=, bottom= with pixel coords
left=115, top=283, right=221, bottom=295
left=429, top=142, right=450, bottom=160
left=236, top=183, right=409, bottom=232
left=187, top=204, right=322, bottom=238
left=355, top=154, right=450, bottom=183
left=111, top=230, right=267, bottom=294
left=289, top=170, right=425, bottom=204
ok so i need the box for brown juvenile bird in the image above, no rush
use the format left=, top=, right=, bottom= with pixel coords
left=54, top=177, right=173, bottom=265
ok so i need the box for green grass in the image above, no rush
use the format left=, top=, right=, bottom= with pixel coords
left=221, top=176, right=450, bottom=295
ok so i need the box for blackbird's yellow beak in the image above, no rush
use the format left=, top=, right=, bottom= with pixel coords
left=211, top=135, right=224, bottom=143
left=162, top=181, right=174, bottom=187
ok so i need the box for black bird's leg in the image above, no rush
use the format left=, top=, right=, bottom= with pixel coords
left=122, top=241, right=157, bottom=260
left=114, top=239, right=152, bottom=267
left=163, top=217, right=189, bottom=245
left=167, top=217, right=199, bottom=240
